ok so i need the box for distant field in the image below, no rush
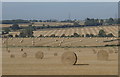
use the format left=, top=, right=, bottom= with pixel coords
left=2, top=22, right=74, bottom=27
left=8, top=25, right=118, bottom=37
left=34, top=25, right=118, bottom=37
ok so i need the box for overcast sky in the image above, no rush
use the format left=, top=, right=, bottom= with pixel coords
left=2, top=2, right=118, bottom=20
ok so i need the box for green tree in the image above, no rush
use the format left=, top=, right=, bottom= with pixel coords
left=50, top=34, right=55, bottom=37
left=106, top=18, right=114, bottom=25
left=11, top=24, right=20, bottom=30
left=61, top=34, right=66, bottom=37
left=98, top=29, right=107, bottom=37
left=107, top=33, right=114, bottom=37
left=19, top=26, right=34, bottom=37
left=73, top=33, right=80, bottom=37
left=2, top=27, right=10, bottom=34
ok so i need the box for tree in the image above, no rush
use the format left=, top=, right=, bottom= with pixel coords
left=61, top=34, right=66, bottom=37
left=50, top=34, right=55, bottom=37
left=89, top=34, right=95, bottom=37
left=19, top=26, right=34, bottom=37
left=11, top=24, right=20, bottom=30
left=98, top=29, right=107, bottom=37
left=2, top=27, right=10, bottom=34
left=86, top=34, right=90, bottom=37
left=107, top=33, right=114, bottom=37
left=119, top=30, right=120, bottom=37
left=19, top=30, right=26, bottom=37
left=15, top=34, right=19, bottom=37
left=100, top=19, right=104, bottom=25
left=73, top=22, right=79, bottom=25
left=73, top=33, right=80, bottom=37
left=106, top=18, right=114, bottom=25
left=39, top=34, right=43, bottom=37
left=8, top=34, right=13, bottom=37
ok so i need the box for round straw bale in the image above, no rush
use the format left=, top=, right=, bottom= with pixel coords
left=55, top=40, right=58, bottom=41
left=3, top=41, right=5, bottom=44
left=54, top=53, right=58, bottom=56
left=22, top=52, right=27, bottom=58
left=7, top=50, right=10, bottom=53
left=20, top=48, right=23, bottom=51
left=92, top=49, right=97, bottom=54
left=97, top=50, right=109, bottom=61
left=35, top=51, right=44, bottom=59
left=80, top=40, right=82, bottom=42
left=61, top=51, right=77, bottom=65
left=59, top=44, right=61, bottom=46
left=10, top=54, right=15, bottom=58
left=20, top=40, right=23, bottom=43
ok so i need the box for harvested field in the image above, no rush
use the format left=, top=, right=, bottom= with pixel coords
left=33, top=25, right=118, bottom=37
left=2, top=46, right=118, bottom=75
left=2, top=37, right=118, bottom=75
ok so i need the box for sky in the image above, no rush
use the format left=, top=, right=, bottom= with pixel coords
left=2, top=2, right=118, bottom=20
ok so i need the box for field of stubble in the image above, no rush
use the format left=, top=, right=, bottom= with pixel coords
left=2, top=37, right=118, bottom=75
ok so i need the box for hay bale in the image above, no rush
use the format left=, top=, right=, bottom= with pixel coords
left=61, top=40, right=64, bottom=42
left=10, top=54, right=15, bottom=58
left=20, top=48, right=23, bottom=51
left=61, top=51, right=77, bottom=65
left=93, top=49, right=97, bottom=54
left=54, top=53, right=58, bottom=56
left=55, top=40, right=58, bottom=41
left=22, top=52, right=27, bottom=58
left=35, top=51, right=44, bottom=59
left=97, top=50, right=109, bottom=61
left=20, top=40, right=23, bottom=43
left=3, top=41, right=5, bottom=44
left=7, top=50, right=10, bottom=53
left=59, top=44, right=61, bottom=46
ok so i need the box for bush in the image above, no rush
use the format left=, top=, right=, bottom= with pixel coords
left=8, top=34, right=13, bottom=37
left=61, top=34, right=66, bottom=37
left=89, top=34, right=95, bottom=37
left=15, top=34, right=19, bottom=37
left=10, top=24, right=20, bottom=30
left=39, top=34, right=43, bottom=37
left=107, top=33, right=114, bottom=37
left=86, top=34, right=90, bottom=37
left=98, top=29, right=107, bottom=37
left=81, top=35, right=84, bottom=37
left=50, top=34, right=56, bottom=37
left=73, top=33, right=80, bottom=37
